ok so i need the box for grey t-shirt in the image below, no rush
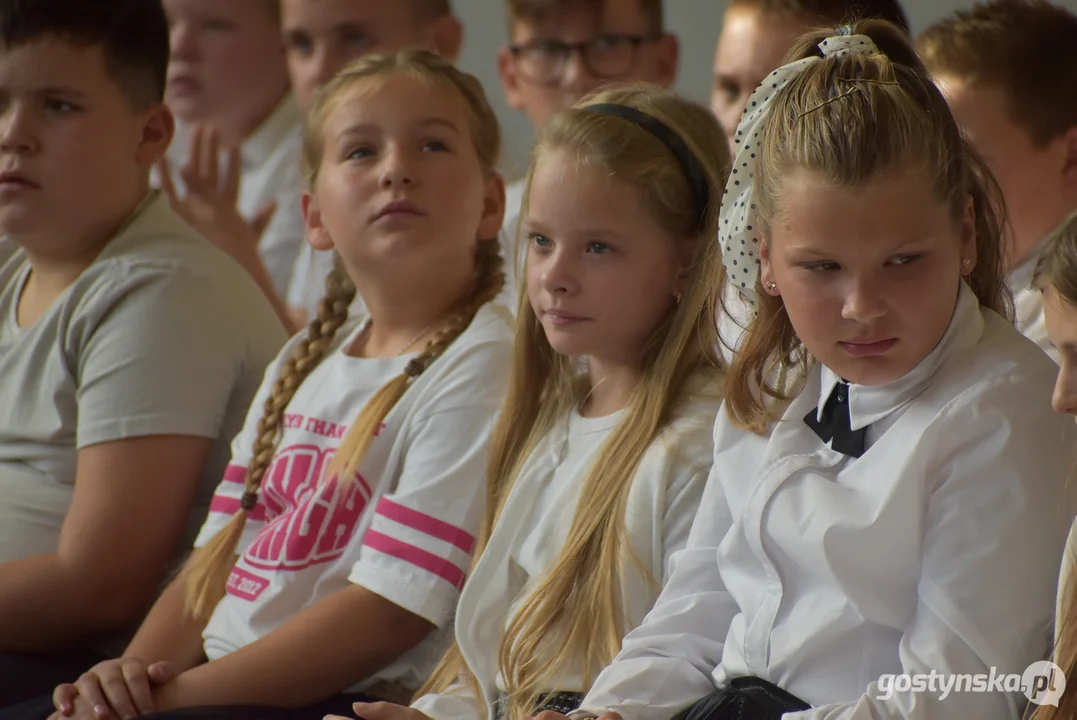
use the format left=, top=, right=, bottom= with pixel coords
left=0, top=192, right=287, bottom=564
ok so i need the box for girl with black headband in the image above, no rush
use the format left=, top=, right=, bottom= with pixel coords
left=326, top=84, right=732, bottom=720
left=538, top=20, right=1073, bottom=720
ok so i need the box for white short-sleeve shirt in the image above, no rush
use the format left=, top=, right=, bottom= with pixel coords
left=412, top=379, right=723, bottom=720
left=196, top=302, right=514, bottom=692
left=168, top=97, right=305, bottom=298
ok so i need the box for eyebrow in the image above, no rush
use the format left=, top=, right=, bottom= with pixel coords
left=522, top=219, right=630, bottom=243
left=35, top=86, right=89, bottom=98
left=338, top=117, right=460, bottom=137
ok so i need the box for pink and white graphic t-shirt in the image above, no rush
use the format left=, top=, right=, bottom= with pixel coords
left=195, top=302, right=514, bottom=693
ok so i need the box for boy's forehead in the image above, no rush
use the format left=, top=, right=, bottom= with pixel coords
left=511, top=0, right=651, bottom=43
left=282, top=0, right=419, bottom=31
left=0, top=36, right=114, bottom=93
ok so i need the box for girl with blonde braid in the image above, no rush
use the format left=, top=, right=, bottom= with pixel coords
left=42, top=50, right=514, bottom=720
left=328, top=83, right=732, bottom=720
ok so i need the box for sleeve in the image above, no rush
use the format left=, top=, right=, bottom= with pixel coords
left=578, top=454, right=738, bottom=720
left=782, top=377, right=1075, bottom=720
left=192, top=334, right=302, bottom=550
left=254, top=186, right=307, bottom=298
left=411, top=679, right=484, bottom=720
left=285, top=243, right=337, bottom=318
left=348, top=335, right=513, bottom=629
left=74, top=265, right=251, bottom=449
left=659, top=466, right=710, bottom=584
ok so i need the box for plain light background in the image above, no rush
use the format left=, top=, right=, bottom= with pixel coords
left=452, top=0, right=1077, bottom=181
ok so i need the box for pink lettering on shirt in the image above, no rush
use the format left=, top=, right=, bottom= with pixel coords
left=242, top=444, right=374, bottom=573
left=226, top=567, right=270, bottom=601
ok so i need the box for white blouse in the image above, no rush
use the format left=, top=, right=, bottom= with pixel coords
left=579, top=284, right=1076, bottom=719
left=413, top=381, right=723, bottom=720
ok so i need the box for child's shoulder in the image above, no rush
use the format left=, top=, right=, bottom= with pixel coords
left=652, top=371, right=726, bottom=471
left=84, top=194, right=273, bottom=309
left=928, top=307, right=1058, bottom=414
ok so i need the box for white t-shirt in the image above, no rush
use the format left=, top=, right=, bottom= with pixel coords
left=1008, top=237, right=1058, bottom=364
left=168, top=97, right=305, bottom=298
left=0, top=192, right=286, bottom=564
left=412, top=379, right=723, bottom=720
left=495, top=177, right=528, bottom=313
left=580, top=282, right=1076, bottom=720
left=196, top=302, right=514, bottom=693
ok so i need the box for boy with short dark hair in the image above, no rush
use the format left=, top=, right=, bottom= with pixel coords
left=919, top=0, right=1077, bottom=362
left=0, top=0, right=284, bottom=703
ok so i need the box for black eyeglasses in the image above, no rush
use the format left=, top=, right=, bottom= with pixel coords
left=509, top=34, right=661, bottom=86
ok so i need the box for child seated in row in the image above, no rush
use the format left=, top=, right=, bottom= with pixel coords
left=1032, top=211, right=1077, bottom=719
left=283, top=0, right=465, bottom=326
left=919, top=0, right=1077, bottom=364
left=157, top=0, right=304, bottom=329
left=539, top=19, right=1075, bottom=720
left=495, top=0, right=679, bottom=297
left=0, top=0, right=285, bottom=705
left=31, top=50, right=514, bottom=720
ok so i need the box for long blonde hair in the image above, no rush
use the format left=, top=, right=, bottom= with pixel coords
left=183, top=49, right=506, bottom=621
left=725, top=19, right=1011, bottom=434
left=418, top=84, right=730, bottom=720
left=1031, top=213, right=1077, bottom=720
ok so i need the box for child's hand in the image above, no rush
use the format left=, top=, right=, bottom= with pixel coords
left=326, top=701, right=434, bottom=720
left=156, top=124, right=277, bottom=271
left=52, top=658, right=176, bottom=720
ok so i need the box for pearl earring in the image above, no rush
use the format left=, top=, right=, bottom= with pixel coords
left=961, top=258, right=971, bottom=270
left=766, top=281, right=777, bottom=291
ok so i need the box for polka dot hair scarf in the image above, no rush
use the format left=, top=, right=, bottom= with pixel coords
left=719, top=28, right=881, bottom=312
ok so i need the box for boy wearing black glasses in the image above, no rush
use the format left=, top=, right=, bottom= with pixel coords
left=495, top=0, right=678, bottom=295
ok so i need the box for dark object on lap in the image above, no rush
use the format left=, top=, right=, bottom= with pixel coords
left=676, top=678, right=810, bottom=720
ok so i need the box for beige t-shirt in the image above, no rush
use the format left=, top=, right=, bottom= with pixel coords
left=0, top=192, right=287, bottom=564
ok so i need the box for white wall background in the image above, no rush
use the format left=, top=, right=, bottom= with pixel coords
left=452, top=0, right=1077, bottom=182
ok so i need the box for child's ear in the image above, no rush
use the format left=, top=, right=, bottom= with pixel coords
left=1060, top=123, right=1077, bottom=200
left=478, top=172, right=507, bottom=241
left=302, top=190, right=335, bottom=251
left=651, top=33, right=680, bottom=89
left=429, top=14, right=464, bottom=63
left=497, top=46, right=526, bottom=112
left=135, top=103, right=174, bottom=169
left=758, top=232, right=779, bottom=295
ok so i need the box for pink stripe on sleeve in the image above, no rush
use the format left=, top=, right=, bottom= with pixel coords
left=363, top=530, right=467, bottom=590
left=223, top=465, right=248, bottom=485
left=208, top=494, right=267, bottom=522
left=374, top=497, right=475, bottom=553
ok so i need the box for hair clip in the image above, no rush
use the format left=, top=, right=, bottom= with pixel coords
left=838, top=25, right=853, bottom=36
left=797, top=87, right=861, bottom=119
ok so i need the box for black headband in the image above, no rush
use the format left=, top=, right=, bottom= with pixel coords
left=583, top=103, right=711, bottom=233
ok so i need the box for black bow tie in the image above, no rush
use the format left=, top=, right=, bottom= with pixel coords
left=803, top=381, right=866, bottom=458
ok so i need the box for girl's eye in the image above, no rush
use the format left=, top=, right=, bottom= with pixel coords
left=587, top=242, right=613, bottom=255
left=802, top=261, right=839, bottom=272
left=889, top=254, right=921, bottom=266
left=530, top=234, right=551, bottom=248
left=422, top=140, right=449, bottom=152
left=346, top=146, right=374, bottom=160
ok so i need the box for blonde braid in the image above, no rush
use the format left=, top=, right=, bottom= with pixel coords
left=332, top=238, right=505, bottom=481
left=182, top=266, right=356, bottom=621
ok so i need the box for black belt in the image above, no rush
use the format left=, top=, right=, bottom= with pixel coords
left=495, top=691, right=585, bottom=720
left=675, top=677, right=810, bottom=720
